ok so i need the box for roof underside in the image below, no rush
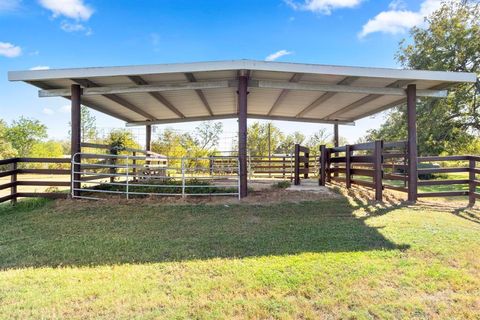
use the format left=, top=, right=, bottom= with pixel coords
left=8, top=60, right=477, bottom=126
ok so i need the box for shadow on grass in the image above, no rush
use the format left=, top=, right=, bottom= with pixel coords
left=0, top=197, right=409, bottom=269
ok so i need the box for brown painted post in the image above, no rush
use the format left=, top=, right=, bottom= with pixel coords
left=11, top=161, right=17, bottom=204
left=326, top=148, right=332, bottom=183
left=374, top=140, right=383, bottom=201
left=294, top=144, right=300, bottom=185
left=407, top=84, right=418, bottom=202
left=238, top=74, right=248, bottom=198
left=132, top=151, right=137, bottom=182
left=469, top=158, right=476, bottom=207
left=345, top=145, right=351, bottom=189
left=71, top=84, right=82, bottom=197
left=319, top=145, right=327, bottom=186
left=145, top=124, right=152, bottom=152
left=333, top=123, right=339, bottom=177
left=282, top=156, right=286, bottom=179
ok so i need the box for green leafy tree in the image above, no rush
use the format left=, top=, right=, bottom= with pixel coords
left=106, top=129, right=140, bottom=152
left=192, top=122, right=223, bottom=151
left=0, top=120, right=17, bottom=159
left=30, top=140, right=65, bottom=168
left=4, top=117, right=47, bottom=157
left=68, top=106, right=98, bottom=142
left=365, top=0, right=480, bottom=155
left=276, top=131, right=305, bottom=154
left=247, top=122, right=284, bottom=156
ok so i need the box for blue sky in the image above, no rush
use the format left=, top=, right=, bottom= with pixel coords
left=0, top=0, right=442, bottom=146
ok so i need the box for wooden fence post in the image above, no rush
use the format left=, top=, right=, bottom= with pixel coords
left=345, top=145, right=352, bottom=189
left=304, top=149, right=309, bottom=179
left=374, top=140, right=383, bottom=201
left=469, top=158, right=476, bottom=207
left=282, top=156, right=286, bottom=179
left=294, top=144, right=300, bottom=185
left=11, top=161, right=17, bottom=204
left=326, top=148, right=331, bottom=183
left=319, top=145, right=326, bottom=186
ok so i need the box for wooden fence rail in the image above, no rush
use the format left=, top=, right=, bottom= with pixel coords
left=319, top=140, right=479, bottom=205
left=0, top=157, right=71, bottom=204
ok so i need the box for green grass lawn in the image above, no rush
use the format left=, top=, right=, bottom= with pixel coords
left=0, top=197, right=479, bottom=319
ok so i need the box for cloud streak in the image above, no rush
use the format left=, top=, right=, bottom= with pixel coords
left=285, top=0, right=363, bottom=15
left=38, top=0, right=93, bottom=20
left=265, top=50, right=293, bottom=61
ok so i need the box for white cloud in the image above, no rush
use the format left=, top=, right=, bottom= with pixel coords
left=38, top=0, right=93, bottom=20
left=265, top=50, right=293, bottom=61
left=359, top=0, right=442, bottom=38
left=60, top=20, right=92, bottom=35
left=0, top=0, right=21, bottom=12
left=30, top=65, right=50, bottom=70
left=285, top=0, right=363, bottom=15
left=0, top=41, right=21, bottom=57
left=42, top=107, right=54, bottom=115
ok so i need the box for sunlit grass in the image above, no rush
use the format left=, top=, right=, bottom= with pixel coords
left=0, top=198, right=479, bottom=319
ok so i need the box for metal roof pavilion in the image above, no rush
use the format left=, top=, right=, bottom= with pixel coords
left=8, top=59, right=477, bottom=126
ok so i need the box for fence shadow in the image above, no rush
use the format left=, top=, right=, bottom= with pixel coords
left=0, top=198, right=409, bottom=269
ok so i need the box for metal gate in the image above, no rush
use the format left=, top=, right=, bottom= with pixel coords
left=71, top=153, right=240, bottom=200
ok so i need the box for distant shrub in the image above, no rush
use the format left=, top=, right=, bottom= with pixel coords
left=272, top=181, right=291, bottom=189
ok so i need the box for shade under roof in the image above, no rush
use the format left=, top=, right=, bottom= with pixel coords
left=8, top=60, right=477, bottom=126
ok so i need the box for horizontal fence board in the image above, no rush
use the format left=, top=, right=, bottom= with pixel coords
left=418, top=191, right=468, bottom=197
left=383, top=141, right=407, bottom=149
left=383, top=184, right=408, bottom=193
left=330, top=146, right=346, bottom=153
left=0, top=158, right=16, bottom=165
left=351, top=142, right=375, bottom=151
left=0, top=170, right=17, bottom=178
left=383, top=173, right=407, bottom=181
left=417, top=179, right=469, bottom=186
left=0, top=182, right=15, bottom=190
left=351, top=179, right=375, bottom=189
left=351, top=156, right=374, bottom=163
left=298, top=146, right=309, bottom=153
left=417, top=167, right=469, bottom=174
left=351, top=168, right=374, bottom=177
left=0, top=194, right=15, bottom=203
left=383, top=153, right=405, bottom=159
left=17, top=169, right=70, bottom=175
left=383, top=163, right=407, bottom=169
left=17, top=181, right=71, bottom=187
left=16, top=192, right=68, bottom=199
left=418, top=155, right=469, bottom=162
left=475, top=192, right=480, bottom=199
left=17, top=157, right=71, bottom=163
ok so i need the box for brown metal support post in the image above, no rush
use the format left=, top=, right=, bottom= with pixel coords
left=71, top=84, right=82, bottom=197
left=326, top=149, right=331, bottom=183
left=374, top=140, right=383, bottom=201
left=333, top=123, right=339, bottom=177
left=407, top=84, right=418, bottom=202
left=294, top=144, right=300, bottom=185
left=469, top=158, right=476, bottom=207
left=319, top=145, right=326, bottom=186
left=345, top=145, right=351, bottom=189
left=145, top=124, right=152, bottom=152
left=238, top=73, right=248, bottom=198
left=11, top=161, right=17, bottom=204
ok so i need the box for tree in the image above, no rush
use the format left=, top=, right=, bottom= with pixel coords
left=247, top=122, right=284, bottom=156
left=106, top=129, right=140, bottom=152
left=192, top=122, right=223, bottom=151
left=30, top=140, right=65, bottom=168
left=276, top=131, right=305, bottom=154
left=0, top=120, right=17, bottom=159
left=305, top=129, right=332, bottom=154
left=68, top=106, right=98, bottom=142
left=365, top=0, right=480, bottom=155
left=4, top=117, right=47, bottom=157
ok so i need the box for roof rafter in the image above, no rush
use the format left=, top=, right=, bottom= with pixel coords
left=295, top=76, right=358, bottom=118
left=184, top=72, right=214, bottom=116
left=72, top=78, right=156, bottom=120
left=324, top=80, right=413, bottom=120
left=267, top=73, right=302, bottom=116
left=127, top=76, right=185, bottom=118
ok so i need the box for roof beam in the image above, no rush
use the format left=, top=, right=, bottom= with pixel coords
left=295, top=76, right=358, bottom=118
left=267, top=73, right=302, bottom=116
left=71, top=78, right=156, bottom=120
left=27, top=80, right=133, bottom=122
left=185, top=73, right=214, bottom=116
left=324, top=80, right=412, bottom=120
left=126, top=113, right=354, bottom=127
left=40, top=80, right=235, bottom=98
left=128, top=76, right=185, bottom=118
left=253, top=80, right=448, bottom=98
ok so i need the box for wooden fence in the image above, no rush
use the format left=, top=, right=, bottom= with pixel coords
left=0, top=157, right=71, bottom=204
left=319, top=140, right=479, bottom=206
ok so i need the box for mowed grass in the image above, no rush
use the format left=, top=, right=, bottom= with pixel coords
left=0, top=197, right=479, bottom=319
